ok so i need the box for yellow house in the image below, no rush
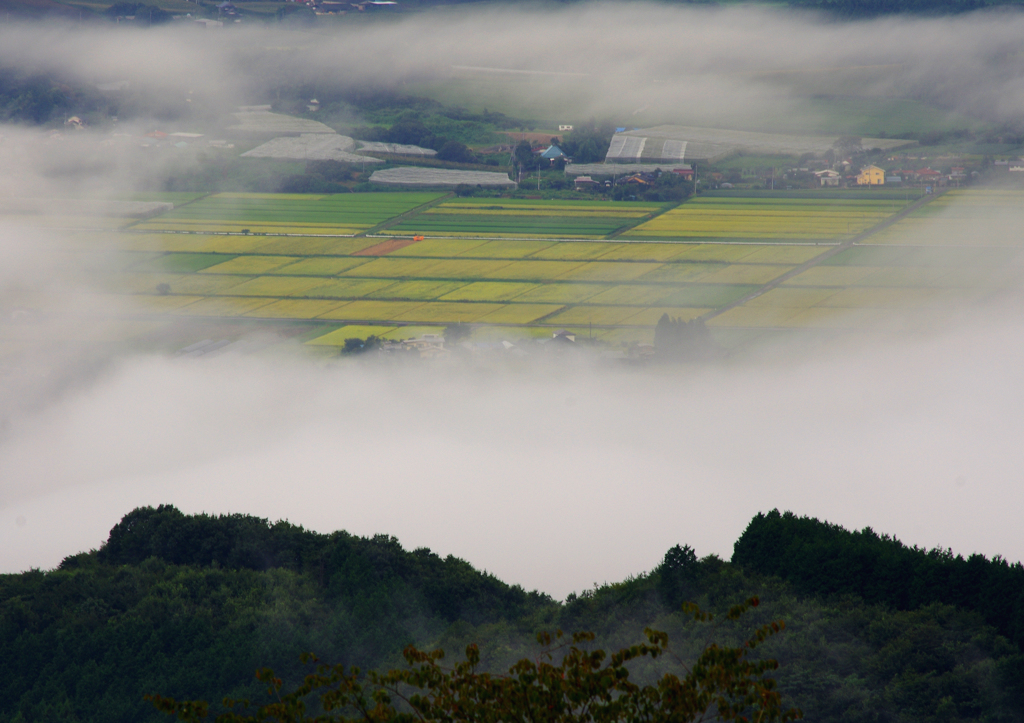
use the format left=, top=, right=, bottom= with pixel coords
left=857, top=165, right=885, bottom=185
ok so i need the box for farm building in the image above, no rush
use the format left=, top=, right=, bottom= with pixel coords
left=605, top=126, right=910, bottom=164
left=241, top=134, right=381, bottom=163
left=564, top=162, right=691, bottom=177
left=574, top=175, right=598, bottom=188
left=357, top=141, right=436, bottom=156
left=229, top=106, right=336, bottom=135
left=815, top=169, right=841, bottom=186
left=540, top=145, right=566, bottom=160
left=856, top=165, right=885, bottom=185
left=369, top=167, right=516, bottom=188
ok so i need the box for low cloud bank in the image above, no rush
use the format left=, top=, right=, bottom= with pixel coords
left=2, top=309, right=1023, bottom=599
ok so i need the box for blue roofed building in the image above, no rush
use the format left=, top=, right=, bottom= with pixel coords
left=540, top=145, right=565, bottom=160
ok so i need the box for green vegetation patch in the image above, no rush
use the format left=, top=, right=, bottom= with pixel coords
left=392, top=199, right=663, bottom=239
left=152, top=192, right=444, bottom=229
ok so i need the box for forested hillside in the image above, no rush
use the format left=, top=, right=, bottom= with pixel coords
left=2, top=507, right=1023, bottom=723
left=733, top=509, right=1024, bottom=649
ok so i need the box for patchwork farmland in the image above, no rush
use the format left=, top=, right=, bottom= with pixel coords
left=7, top=188, right=1021, bottom=353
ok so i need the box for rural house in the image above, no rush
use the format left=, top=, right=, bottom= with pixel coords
left=815, top=169, right=840, bottom=187
left=856, top=165, right=885, bottom=185
left=540, top=145, right=566, bottom=161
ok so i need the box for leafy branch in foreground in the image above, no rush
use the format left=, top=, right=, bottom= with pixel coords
left=147, top=597, right=802, bottom=723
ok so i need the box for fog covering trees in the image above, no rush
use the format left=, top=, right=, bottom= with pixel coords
left=1, top=507, right=1023, bottom=722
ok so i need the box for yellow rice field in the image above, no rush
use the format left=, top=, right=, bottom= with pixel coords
left=271, top=258, right=372, bottom=276
left=393, top=302, right=505, bottom=323
left=556, top=262, right=664, bottom=282
left=473, top=304, right=565, bottom=324
left=455, top=240, right=558, bottom=258
left=512, top=283, right=611, bottom=304
left=543, top=305, right=649, bottom=326
left=318, top=300, right=424, bottom=321
left=584, top=285, right=675, bottom=306
left=243, top=299, right=351, bottom=319
left=438, top=282, right=540, bottom=302
left=300, top=279, right=398, bottom=298
left=481, top=260, right=588, bottom=280
left=171, top=296, right=277, bottom=317
left=222, top=276, right=328, bottom=297
left=619, top=307, right=706, bottom=325
left=629, top=198, right=904, bottom=240
left=365, top=280, right=468, bottom=300
left=201, top=256, right=302, bottom=275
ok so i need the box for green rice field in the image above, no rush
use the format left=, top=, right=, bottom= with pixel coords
left=388, top=198, right=663, bottom=238
left=133, top=192, right=444, bottom=235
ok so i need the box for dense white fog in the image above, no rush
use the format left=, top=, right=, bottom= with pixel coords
left=1, top=3, right=1023, bottom=598
left=0, top=5, right=1022, bottom=125
left=2, top=317, right=1024, bottom=600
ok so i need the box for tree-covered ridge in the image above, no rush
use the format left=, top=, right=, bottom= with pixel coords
left=732, top=509, right=1024, bottom=649
left=1, top=507, right=1023, bottom=723
left=93, top=505, right=552, bottom=625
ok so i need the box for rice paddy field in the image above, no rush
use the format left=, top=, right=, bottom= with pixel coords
left=707, top=189, right=1024, bottom=338
left=132, top=192, right=444, bottom=235
left=628, top=193, right=915, bottom=242
left=388, top=198, right=662, bottom=238
left=7, top=188, right=1021, bottom=353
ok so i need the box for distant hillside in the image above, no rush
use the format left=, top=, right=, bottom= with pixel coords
left=1, top=507, right=1022, bottom=723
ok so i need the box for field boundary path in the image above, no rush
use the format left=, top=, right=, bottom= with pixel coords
left=700, top=190, right=942, bottom=322
left=357, top=192, right=454, bottom=237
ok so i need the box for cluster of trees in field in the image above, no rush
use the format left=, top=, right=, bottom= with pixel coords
left=654, top=314, right=717, bottom=360
left=2, top=506, right=1023, bottom=722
